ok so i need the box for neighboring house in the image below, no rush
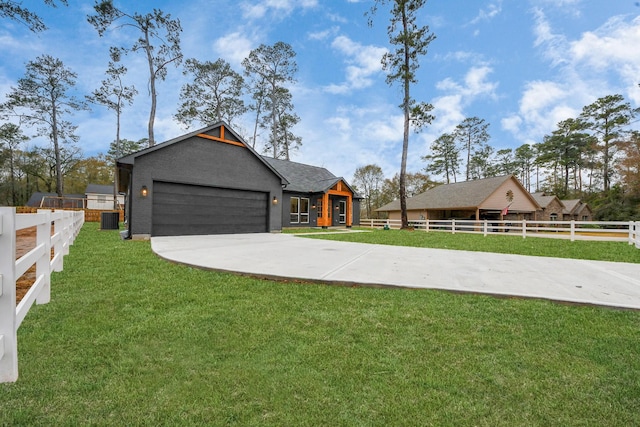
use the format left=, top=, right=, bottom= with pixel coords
left=25, top=192, right=85, bottom=209
left=531, top=192, right=566, bottom=222
left=376, top=175, right=540, bottom=221
left=85, top=184, right=125, bottom=210
left=562, top=199, right=593, bottom=221
left=117, top=122, right=360, bottom=239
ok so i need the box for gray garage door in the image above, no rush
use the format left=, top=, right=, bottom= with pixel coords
left=152, top=181, right=268, bottom=236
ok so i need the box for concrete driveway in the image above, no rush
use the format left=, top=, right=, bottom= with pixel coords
left=151, top=232, right=640, bottom=310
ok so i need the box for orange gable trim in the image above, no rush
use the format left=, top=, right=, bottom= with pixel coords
left=329, top=180, right=353, bottom=196
left=197, top=127, right=246, bottom=148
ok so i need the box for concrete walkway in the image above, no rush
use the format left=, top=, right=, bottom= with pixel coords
left=151, top=233, right=640, bottom=310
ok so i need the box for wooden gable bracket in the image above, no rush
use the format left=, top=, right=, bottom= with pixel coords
left=196, top=125, right=246, bottom=148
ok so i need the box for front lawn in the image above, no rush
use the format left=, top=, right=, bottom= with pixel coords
left=304, top=228, right=640, bottom=263
left=2, top=223, right=639, bottom=425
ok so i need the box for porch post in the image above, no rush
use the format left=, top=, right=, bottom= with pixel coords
left=321, top=193, right=330, bottom=227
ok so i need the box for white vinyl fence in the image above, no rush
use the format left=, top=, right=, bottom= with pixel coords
left=361, top=218, right=640, bottom=247
left=0, top=207, right=84, bottom=383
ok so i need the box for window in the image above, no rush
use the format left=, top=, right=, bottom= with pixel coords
left=300, top=198, right=309, bottom=224
left=317, top=199, right=323, bottom=218
left=550, top=213, right=558, bottom=222
left=290, top=197, right=299, bottom=223
left=582, top=215, right=588, bottom=221
left=290, top=197, right=310, bottom=224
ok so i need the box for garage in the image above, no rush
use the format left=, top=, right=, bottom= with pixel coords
left=117, top=122, right=286, bottom=239
left=151, top=181, right=269, bottom=236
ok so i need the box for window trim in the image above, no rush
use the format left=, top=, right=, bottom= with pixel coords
left=290, top=197, right=310, bottom=224
left=339, top=200, right=346, bottom=224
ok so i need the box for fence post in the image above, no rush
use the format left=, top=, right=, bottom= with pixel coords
left=570, top=220, right=575, bottom=242
left=452, top=219, right=456, bottom=235
left=36, top=210, right=52, bottom=305
left=61, top=211, right=70, bottom=256
left=54, top=213, right=64, bottom=272
left=484, top=220, right=488, bottom=237
left=0, top=207, right=18, bottom=382
left=522, top=219, right=527, bottom=239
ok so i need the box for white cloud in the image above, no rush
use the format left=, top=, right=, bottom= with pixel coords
left=569, top=15, right=640, bottom=101
left=323, top=35, right=386, bottom=94
left=506, top=11, right=640, bottom=144
left=308, top=26, right=339, bottom=41
left=416, top=65, right=499, bottom=168
left=469, top=1, right=503, bottom=25
left=213, top=32, right=255, bottom=67
left=241, top=0, right=318, bottom=20
left=532, top=8, right=570, bottom=67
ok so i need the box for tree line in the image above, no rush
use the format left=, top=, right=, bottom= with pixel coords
left=354, top=94, right=640, bottom=221
left=0, top=0, right=302, bottom=204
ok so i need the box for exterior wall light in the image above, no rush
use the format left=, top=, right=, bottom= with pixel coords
left=272, top=196, right=278, bottom=205
left=140, top=185, right=149, bottom=198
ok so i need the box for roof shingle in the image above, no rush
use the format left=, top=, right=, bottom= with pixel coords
left=377, top=175, right=513, bottom=211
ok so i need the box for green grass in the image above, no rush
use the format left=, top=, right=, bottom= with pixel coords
left=2, top=223, right=640, bottom=425
left=281, top=227, right=344, bottom=234
left=303, top=228, right=640, bottom=263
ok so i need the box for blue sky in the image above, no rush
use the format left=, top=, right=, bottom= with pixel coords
left=1, top=0, right=639, bottom=182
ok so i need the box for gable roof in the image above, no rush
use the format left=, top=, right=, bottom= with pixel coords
left=378, top=175, right=525, bottom=212
left=262, top=156, right=358, bottom=195
left=85, top=184, right=114, bottom=194
left=117, top=121, right=288, bottom=185
left=562, top=199, right=591, bottom=215
left=531, top=192, right=566, bottom=210
left=26, top=192, right=85, bottom=207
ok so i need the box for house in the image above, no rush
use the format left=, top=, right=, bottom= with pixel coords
left=262, top=157, right=361, bottom=228
left=376, top=175, right=540, bottom=221
left=116, top=122, right=360, bottom=239
left=85, top=184, right=125, bottom=210
left=26, top=192, right=85, bottom=209
left=26, top=185, right=124, bottom=210
left=531, top=193, right=593, bottom=221
left=531, top=192, right=566, bottom=222
left=562, top=199, right=593, bottom=221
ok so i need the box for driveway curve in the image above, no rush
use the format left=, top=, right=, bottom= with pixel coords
left=151, top=233, right=640, bottom=310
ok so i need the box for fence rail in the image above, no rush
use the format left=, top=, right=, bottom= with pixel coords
left=0, top=207, right=84, bottom=383
left=361, top=218, right=640, bottom=247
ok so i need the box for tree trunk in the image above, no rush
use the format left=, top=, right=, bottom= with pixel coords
left=399, top=4, right=410, bottom=229
left=9, top=147, right=16, bottom=206
left=114, top=106, right=121, bottom=209
left=145, top=31, right=156, bottom=147
left=51, top=100, right=63, bottom=199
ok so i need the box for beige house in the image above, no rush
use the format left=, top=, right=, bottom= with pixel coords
left=562, top=199, right=593, bottom=221
left=85, top=184, right=124, bottom=210
left=376, top=175, right=540, bottom=221
left=531, top=192, right=566, bottom=222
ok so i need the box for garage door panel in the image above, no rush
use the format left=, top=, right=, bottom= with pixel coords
left=152, top=181, right=268, bottom=236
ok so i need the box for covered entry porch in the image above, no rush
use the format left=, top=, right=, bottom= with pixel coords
left=316, top=181, right=354, bottom=228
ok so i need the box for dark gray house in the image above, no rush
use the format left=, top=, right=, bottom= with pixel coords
left=117, top=122, right=360, bottom=239
left=264, top=157, right=361, bottom=229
